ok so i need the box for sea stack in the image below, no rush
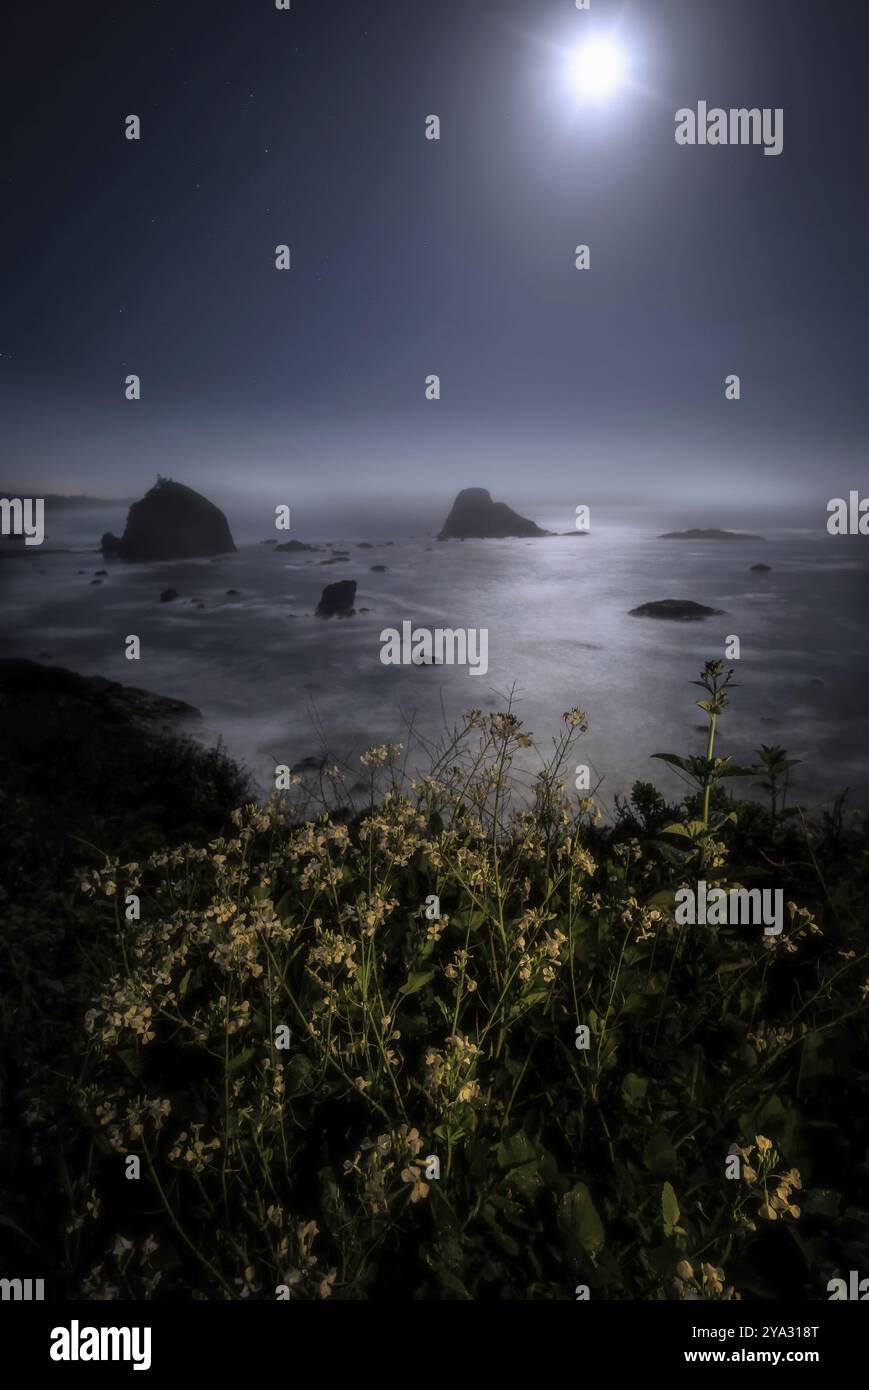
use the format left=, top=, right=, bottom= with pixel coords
left=101, top=478, right=236, bottom=561
left=438, top=487, right=548, bottom=539
left=316, top=579, right=357, bottom=618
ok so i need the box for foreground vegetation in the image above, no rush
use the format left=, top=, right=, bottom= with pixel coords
left=2, top=662, right=868, bottom=1299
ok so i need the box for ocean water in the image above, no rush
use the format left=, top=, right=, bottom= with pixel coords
left=3, top=501, right=868, bottom=815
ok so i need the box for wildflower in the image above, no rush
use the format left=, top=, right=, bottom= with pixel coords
left=456, top=1079, right=480, bottom=1103
left=700, top=1263, right=724, bottom=1295
left=360, top=743, right=402, bottom=769
left=297, top=1220, right=319, bottom=1267
left=398, top=1125, right=424, bottom=1157
left=401, top=1165, right=430, bottom=1203
left=147, top=1098, right=171, bottom=1131
left=235, top=1265, right=261, bottom=1299
left=562, top=708, right=589, bottom=730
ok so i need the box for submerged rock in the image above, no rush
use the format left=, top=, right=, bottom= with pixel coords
left=160, top=588, right=180, bottom=603
left=315, top=579, right=357, bottom=618
left=439, top=487, right=548, bottom=539
left=370, top=564, right=389, bottom=572
left=629, top=599, right=725, bottom=621
left=101, top=478, right=236, bottom=561
left=274, top=539, right=319, bottom=553
left=750, top=563, right=772, bottom=572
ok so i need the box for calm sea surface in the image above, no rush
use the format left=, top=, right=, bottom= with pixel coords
left=3, top=499, right=868, bottom=815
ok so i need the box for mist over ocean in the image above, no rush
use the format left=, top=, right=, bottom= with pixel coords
left=4, top=495, right=868, bottom=812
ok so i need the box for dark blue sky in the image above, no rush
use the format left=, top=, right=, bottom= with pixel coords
left=3, top=0, right=867, bottom=510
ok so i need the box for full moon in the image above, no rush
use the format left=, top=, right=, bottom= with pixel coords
left=566, top=36, right=628, bottom=102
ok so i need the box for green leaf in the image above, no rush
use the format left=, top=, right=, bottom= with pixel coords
left=226, top=1045, right=257, bottom=1076
left=661, top=1181, right=680, bottom=1237
left=661, top=820, right=707, bottom=840
left=496, top=1132, right=546, bottom=1201
left=274, top=892, right=296, bottom=922
left=558, top=1184, right=605, bottom=1260
left=646, top=889, right=677, bottom=908
left=397, top=969, right=435, bottom=998
left=643, top=1130, right=678, bottom=1177
left=506, top=989, right=549, bottom=1021
left=118, top=1047, right=144, bottom=1079
left=621, top=1073, right=649, bottom=1107
left=652, top=753, right=695, bottom=773
left=455, top=908, right=487, bottom=932
left=496, top=1131, right=538, bottom=1170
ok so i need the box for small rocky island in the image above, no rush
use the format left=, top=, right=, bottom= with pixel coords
left=316, top=579, right=356, bottom=618
left=629, top=600, right=725, bottom=621
left=750, top=563, right=772, bottom=572
left=439, top=488, right=548, bottom=539
left=658, top=528, right=764, bottom=540
left=101, top=478, right=236, bottom=561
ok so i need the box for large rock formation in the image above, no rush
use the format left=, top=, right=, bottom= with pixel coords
left=439, top=488, right=548, bottom=539
left=101, top=478, right=236, bottom=561
left=315, top=579, right=356, bottom=617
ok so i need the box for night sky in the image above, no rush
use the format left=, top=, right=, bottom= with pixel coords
left=3, top=0, right=867, bottom=511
